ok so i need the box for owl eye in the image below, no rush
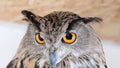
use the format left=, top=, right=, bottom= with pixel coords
left=35, top=33, right=45, bottom=44
left=62, top=32, right=76, bottom=44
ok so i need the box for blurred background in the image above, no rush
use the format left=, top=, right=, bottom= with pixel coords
left=0, top=0, right=120, bottom=68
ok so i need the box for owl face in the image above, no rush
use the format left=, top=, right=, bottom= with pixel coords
left=7, top=10, right=107, bottom=68
left=33, top=19, right=89, bottom=67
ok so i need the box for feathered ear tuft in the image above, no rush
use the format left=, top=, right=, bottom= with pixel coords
left=81, top=17, right=102, bottom=24
left=21, top=10, right=37, bottom=22
left=21, top=10, right=41, bottom=30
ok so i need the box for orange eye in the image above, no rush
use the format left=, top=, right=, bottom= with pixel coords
left=62, top=32, right=76, bottom=44
left=35, top=33, right=45, bottom=44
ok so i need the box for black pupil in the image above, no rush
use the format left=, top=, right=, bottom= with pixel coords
left=66, top=33, right=72, bottom=40
left=39, top=35, right=44, bottom=41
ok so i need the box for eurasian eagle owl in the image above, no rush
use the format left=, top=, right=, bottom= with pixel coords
left=7, top=10, right=107, bottom=68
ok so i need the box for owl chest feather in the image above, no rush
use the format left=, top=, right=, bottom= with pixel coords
left=7, top=53, right=106, bottom=68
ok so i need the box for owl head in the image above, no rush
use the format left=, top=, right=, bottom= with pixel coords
left=7, top=10, right=107, bottom=68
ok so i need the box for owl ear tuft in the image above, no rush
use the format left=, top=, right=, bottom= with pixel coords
left=81, top=17, right=102, bottom=24
left=21, top=10, right=39, bottom=24
left=22, top=10, right=36, bottom=19
left=21, top=10, right=43, bottom=30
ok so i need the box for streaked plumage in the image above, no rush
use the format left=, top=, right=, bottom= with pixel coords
left=7, top=10, right=107, bottom=68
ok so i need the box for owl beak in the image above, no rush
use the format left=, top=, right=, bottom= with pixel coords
left=49, top=47, right=56, bottom=68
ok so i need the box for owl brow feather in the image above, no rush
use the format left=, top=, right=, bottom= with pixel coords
left=21, top=10, right=43, bottom=31
left=66, top=19, right=81, bottom=32
left=66, top=17, right=102, bottom=32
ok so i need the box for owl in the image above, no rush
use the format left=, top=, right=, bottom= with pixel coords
left=7, top=10, right=107, bottom=68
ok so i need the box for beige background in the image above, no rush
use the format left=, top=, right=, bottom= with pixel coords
left=0, top=0, right=120, bottom=42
